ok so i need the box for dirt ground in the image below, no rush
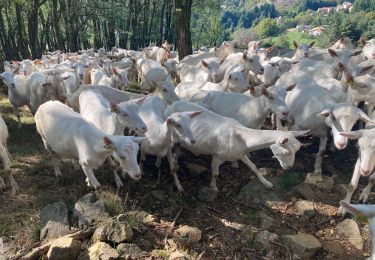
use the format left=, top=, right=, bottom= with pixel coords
left=0, top=94, right=372, bottom=259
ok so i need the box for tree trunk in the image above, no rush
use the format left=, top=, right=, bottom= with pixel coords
left=175, top=0, right=192, bottom=60
left=15, top=4, right=29, bottom=58
left=158, top=0, right=166, bottom=46
left=52, top=0, right=65, bottom=50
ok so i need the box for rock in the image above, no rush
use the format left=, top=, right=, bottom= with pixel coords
left=322, top=240, right=346, bottom=257
left=335, top=219, right=364, bottom=250
left=282, top=233, right=322, bottom=259
left=173, top=225, right=201, bottom=244
left=92, top=215, right=133, bottom=243
left=198, top=186, right=218, bottom=202
left=186, top=163, right=207, bottom=176
left=150, top=190, right=167, bottom=202
left=305, top=173, right=334, bottom=190
left=237, top=178, right=282, bottom=207
left=39, top=201, right=70, bottom=241
left=0, top=237, right=17, bottom=259
left=169, top=251, right=190, bottom=260
left=314, top=230, right=323, bottom=238
left=258, top=212, right=274, bottom=229
left=125, top=210, right=157, bottom=225
left=294, top=200, right=316, bottom=217
left=88, top=241, right=119, bottom=260
left=253, top=230, right=279, bottom=250
left=293, top=183, right=315, bottom=200
left=334, top=184, right=347, bottom=197
left=117, top=243, right=147, bottom=258
left=73, top=193, right=110, bottom=228
left=46, top=237, right=82, bottom=260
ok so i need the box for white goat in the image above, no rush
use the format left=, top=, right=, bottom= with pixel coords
left=138, top=96, right=200, bottom=191
left=35, top=101, right=145, bottom=190
left=164, top=101, right=308, bottom=191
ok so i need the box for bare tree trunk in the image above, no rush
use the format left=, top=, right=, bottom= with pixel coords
left=15, top=3, right=29, bottom=58
left=175, top=0, right=192, bottom=60
left=52, top=0, right=65, bottom=50
left=158, top=0, right=166, bottom=46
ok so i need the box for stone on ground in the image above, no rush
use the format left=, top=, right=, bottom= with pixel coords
left=92, top=214, right=133, bottom=243
left=282, top=233, right=322, bottom=259
left=173, top=225, right=202, bottom=244
left=73, top=193, right=110, bottom=228
left=117, top=243, right=147, bottom=258
left=335, top=219, right=364, bottom=250
left=88, top=241, right=119, bottom=260
left=39, top=201, right=70, bottom=241
left=253, top=230, right=279, bottom=250
left=46, top=237, right=81, bottom=260
left=294, top=200, right=316, bottom=217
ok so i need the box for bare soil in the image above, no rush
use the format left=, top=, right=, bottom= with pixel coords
left=0, top=95, right=372, bottom=260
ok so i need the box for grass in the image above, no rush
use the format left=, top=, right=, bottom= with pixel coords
left=267, top=31, right=316, bottom=49
left=279, top=170, right=305, bottom=190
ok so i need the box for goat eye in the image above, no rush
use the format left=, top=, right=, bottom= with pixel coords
left=175, top=123, right=181, bottom=128
left=120, top=156, right=127, bottom=160
left=163, top=89, right=167, bottom=92
left=122, top=113, right=128, bottom=117
left=268, top=96, right=274, bottom=100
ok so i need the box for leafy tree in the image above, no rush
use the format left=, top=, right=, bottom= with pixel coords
left=253, top=18, right=279, bottom=38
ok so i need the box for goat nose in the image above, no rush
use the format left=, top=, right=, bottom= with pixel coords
left=282, top=111, right=289, bottom=117
left=304, top=53, right=308, bottom=57
left=132, top=173, right=142, bottom=180
left=142, top=126, right=147, bottom=132
left=191, top=139, right=196, bottom=144
left=361, top=169, right=372, bottom=176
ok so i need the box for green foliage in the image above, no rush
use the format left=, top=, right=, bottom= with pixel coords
left=352, top=0, right=375, bottom=12
left=280, top=170, right=304, bottom=190
left=253, top=18, right=279, bottom=38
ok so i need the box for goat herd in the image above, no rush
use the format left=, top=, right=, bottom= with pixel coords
left=2, top=37, right=375, bottom=257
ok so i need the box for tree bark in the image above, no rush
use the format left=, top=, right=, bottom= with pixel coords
left=175, top=0, right=192, bottom=60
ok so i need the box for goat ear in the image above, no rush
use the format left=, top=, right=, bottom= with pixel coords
left=345, top=72, right=354, bottom=85
left=351, top=50, right=362, bottom=57
left=151, top=80, right=159, bottom=88
left=293, top=41, right=298, bottom=49
left=249, top=86, right=255, bottom=95
left=266, top=47, right=274, bottom=52
left=317, top=108, right=331, bottom=117
left=361, top=65, right=374, bottom=73
left=110, top=102, right=118, bottom=113
left=131, top=136, right=147, bottom=144
left=309, top=41, right=316, bottom=48
left=357, top=108, right=375, bottom=124
left=103, top=136, right=113, bottom=150
left=166, top=118, right=174, bottom=125
left=328, top=49, right=337, bottom=57
left=189, top=110, right=203, bottom=118
left=286, top=83, right=296, bottom=92
left=242, top=50, right=248, bottom=60
left=201, top=60, right=209, bottom=68
left=135, top=96, right=147, bottom=106
left=112, top=67, right=117, bottom=74
left=280, top=137, right=289, bottom=144
left=339, top=131, right=363, bottom=140
left=261, top=87, right=268, bottom=96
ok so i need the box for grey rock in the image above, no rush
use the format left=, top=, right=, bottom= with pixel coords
left=39, top=201, right=70, bottom=241
left=335, top=219, right=364, bottom=250
left=88, top=241, right=120, bottom=260
left=117, top=243, right=147, bottom=258
left=305, top=173, right=334, bottom=190
left=46, top=237, right=82, bottom=260
left=73, top=193, right=110, bottom=228
left=0, top=237, right=17, bottom=259
left=253, top=230, right=279, bottom=250
left=173, top=225, right=201, bottom=244
left=293, top=183, right=316, bottom=200
left=294, top=200, right=316, bottom=217
left=198, top=186, right=218, bottom=202
left=92, top=215, right=133, bottom=243
left=258, top=212, right=274, bottom=229
left=282, top=233, right=322, bottom=259
left=186, top=163, right=207, bottom=176
left=237, top=178, right=282, bottom=207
